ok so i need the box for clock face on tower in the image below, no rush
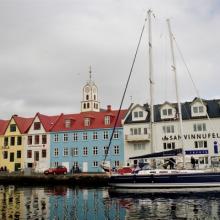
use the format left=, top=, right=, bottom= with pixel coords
left=85, top=86, right=90, bottom=93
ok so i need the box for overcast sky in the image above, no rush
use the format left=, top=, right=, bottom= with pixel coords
left=0, top=0, right=219, bottom=119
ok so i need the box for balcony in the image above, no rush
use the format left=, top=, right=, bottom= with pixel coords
left=125, top=134, right=151, bottom=142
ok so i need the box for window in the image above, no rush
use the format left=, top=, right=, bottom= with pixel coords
left=42, top=135, right=47, bottom=144
left=93, top=161, right=98, bottom=167
left=103, top=131, right=109, bottom=139
left=139, top=111, right=143, bottom=117
left=17, top=150, right=21, bottom=159
left=84, top=118, right=90, bottom=126
left=42, top=149, right=47, bottom=158
left=163, top=142, right=175, bottom=150
left=199, top=157, right=208, bottom=165
left=193, top=123, right=206, bottom=132
left=86, top=95, right=89, bottom=100
left=113, top=130, right=119, bottom=139
left=4, top=137, right=8, bottom=146
left=195, top=140, right=207, bottom=148
left=114, top=145, right=119, bottom=155
left=34, top=135, right=40, bottom=145
left=130, top=128, right=141, bottom=135
left=114, top=161, right=120, bottom=167
left=144, top=128, right=147, bottom=134
left=10, top=137, right=15, bottom=146
left=73, top=161, right=79, bottom=168
left=65, top=119, right=72, bottom=128
left=54, top=134, right=59, bottom=142
left=93, top=146, right=98, bottom=155
left=162, top=108, right=172, bottom=116
left=54, top=162, right=59, bottom=167
left=34, top=122, right=41, bottom=130
left=83, top=132, right=88, bottom=140
left=10, top=153, right=14, bottom=162
left=28, top=136, right=32, bottom=145
left=17, top=136, right=22, bottom=145
left=104, top=116, right=110, bottom=125
left=10, top=124, right=16, bottom=132
left=3, top=151, right=8, bottom=159
left=73, top=133, right=78, bottom=141
left=71, top=148, right=78, bottom=156
left=134, top=112, right=138, bottom=118
left=163, top=125, right=175, bottom=133
left=83, top=147, right=88, bottom=156
left=93, top=131, right=98, bottom=140
left=27, top=150, right=32, bottom=158
left=54, top=148, right=59, bottom=157
left=104, top=146, right=109, bottom=155
left=134, top=143, right=145, bottom=150
left=193, top=106, right=204, bottom=114
left=63, top=133, right=68, bottom=142
left=63, top=147, right=68, bottom=156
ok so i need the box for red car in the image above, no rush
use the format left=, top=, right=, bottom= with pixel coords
left=44, top=166, right=67, bottom=175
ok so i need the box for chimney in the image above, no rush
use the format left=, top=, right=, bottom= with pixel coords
left=107, top=105, right=111, bottom=111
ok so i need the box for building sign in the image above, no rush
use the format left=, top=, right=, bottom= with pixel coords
left=185, top=150, right=208, bottom=155
left=162, top=133, right=220, bottom=141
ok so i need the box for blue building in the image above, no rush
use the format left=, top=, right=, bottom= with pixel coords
left=50, top=71, right=127, bottom=172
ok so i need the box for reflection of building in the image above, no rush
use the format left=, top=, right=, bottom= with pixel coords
left=0, top=185, right=25, bottom=219
left=124, top=98, right=220, bottom=168
left=22, top=187, right=50, bottom=219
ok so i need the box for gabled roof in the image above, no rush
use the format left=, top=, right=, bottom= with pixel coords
left=13, top=115, right=34, bottom=134
left=0, top=120, right=9, bottom=135
left=33, top=113, right=60, bottom=132
left=51, top=109, right=128, bottom=132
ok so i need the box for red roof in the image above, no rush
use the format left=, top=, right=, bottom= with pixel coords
left=51, top=109, right=128, bottom=132
left=34, top=113, right=60, bottom=132
left=13, top=115, right=34, bottom=134
left=0, top=120, right=9, bottom=135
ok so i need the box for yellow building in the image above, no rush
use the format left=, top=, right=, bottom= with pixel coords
left=1, top=115, right=33, bottom=172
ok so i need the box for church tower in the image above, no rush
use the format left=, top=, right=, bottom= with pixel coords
left=81, top=67, right=100, bottom=112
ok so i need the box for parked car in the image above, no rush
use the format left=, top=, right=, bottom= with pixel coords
left=44, top=166, right=67, bottom=175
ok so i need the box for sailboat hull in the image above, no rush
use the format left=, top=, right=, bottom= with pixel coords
left=109, top=172, right=220, bottom=189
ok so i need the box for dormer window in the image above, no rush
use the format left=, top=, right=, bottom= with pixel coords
left=193, top=106, right=204, bottom=114
left=65, top=119, right=72, bottom=128
left=104, top=116, right=110, bottom=125
left=134, top=111, right=143, bottom=118
left=84, top=118, right=90, bottom=126
left=191, top=101, right=206, bottom=117
left=162, top=108, right=172, bottom=116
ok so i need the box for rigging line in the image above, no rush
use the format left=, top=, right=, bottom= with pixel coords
left=173, top=37, right=218, bottom=141
left=103, top=16, right=147, bottom=163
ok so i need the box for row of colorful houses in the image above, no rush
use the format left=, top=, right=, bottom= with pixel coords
left=0, top=109, right=127, bottom=173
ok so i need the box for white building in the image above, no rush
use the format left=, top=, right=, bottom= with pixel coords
left=123, top=98, right=220, bottom=169
left=24, top=113, right=59, bottom=172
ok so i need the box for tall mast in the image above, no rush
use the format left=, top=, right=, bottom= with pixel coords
left=167, top=19, right=185, bottom=166
left=148, top=10, right=154, bottom=153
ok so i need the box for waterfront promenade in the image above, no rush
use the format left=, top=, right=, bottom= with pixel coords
left=0, top=172, right=109, bottom=186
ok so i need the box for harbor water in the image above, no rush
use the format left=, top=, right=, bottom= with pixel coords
left=0, top=185, right=220, bottom=219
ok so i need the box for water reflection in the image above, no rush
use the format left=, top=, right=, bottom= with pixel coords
left=0, top=185, right=220, bottom=219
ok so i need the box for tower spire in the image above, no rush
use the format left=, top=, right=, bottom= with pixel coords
left=89, top=65, right=92, bottom=82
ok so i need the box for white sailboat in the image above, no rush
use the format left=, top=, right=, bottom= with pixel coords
left=108, top=10, right=220, bottom=189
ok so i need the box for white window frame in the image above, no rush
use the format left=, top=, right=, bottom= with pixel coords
left=54, top=134, right=59, bottom=142
left=93, top=131, right=98, bottom=140
left=73, top=133, right=78, bottom=141
left=114, top=145, right=119, bottom=155
left=83, top=147, right=88, bottom=156
left=93, top=161, right=98, bottom=167
left=103, top=131, right=109, bottom=139
left=63, top=133, right=68, bottom=142
left=63, top=147, right=68, bottom=156
left=83, top=132, right=88, bottom=140
left=104, top=116, right=110, bottom=125
left=54, top=148, right=59, bottom=157
left=93, top=146, right=98, bottom=155
left=193, top=123, right=206, bottom=132
left=113, top=130, right=119, bottom=139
